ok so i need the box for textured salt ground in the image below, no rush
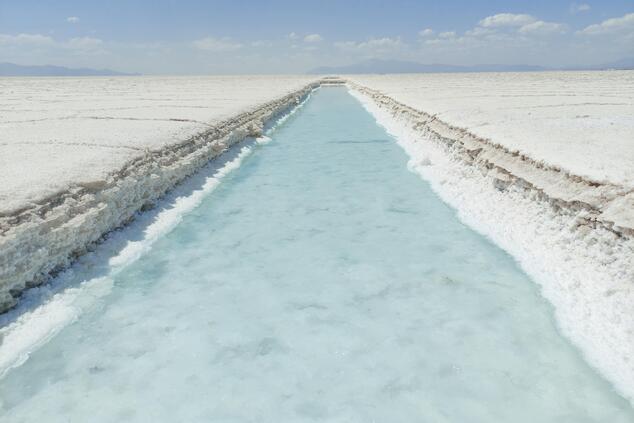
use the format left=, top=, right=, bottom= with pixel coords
left=0, top=72, right=632, bottom=418
left=349, top=84, right=634, bottom=408
left=347, top=71, right=634, bottom=188
left=0, top=75, right=317, bottom=214
left=1, top=87, right=632, bottom=422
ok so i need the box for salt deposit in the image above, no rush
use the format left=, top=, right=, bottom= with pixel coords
left=0, top=76, right=317, bottom=214
left=347, top=72, right=634, bottom=189
left=1, top=71, right=633, bottom=412
left=0, top=76, right=318, bottom=311
left=347, top=72, right=634, bottom=403
left=2, top=86, right=632, bottom=421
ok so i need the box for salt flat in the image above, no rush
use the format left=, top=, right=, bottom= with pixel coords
left=0, top=76, right=317, bottom=215
left=348, top=71, right=634, bottom=188
left=2, top=87, right=632, bottom=422
left=350, top=75, right=634, bottom=405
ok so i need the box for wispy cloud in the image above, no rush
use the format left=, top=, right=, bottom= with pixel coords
left=418, top=12, right=572, bottom=64
left=66, top=16, right=80, bottom=23
left=0, top=33, right=55, bottom=46
left=1, top=8, right=632, bottom=74
left=465, top=26, right=495, bottom=37
left=193, top=37, right=243, bottom=52
left=579, top=12, right=634, bottom=35
left=66, top=37, right=103, bottom=50
left=479, top=13, right=536, bottom=28
left=304, top=34, right=323, bottom=43
left=334, top=37, right=404, bottom=53
left=251, top=40, right=273, bottom=48
left=438, top=31, right=456, bottom=39
left=456, top=13, right=567, bottom=39
left=0, top=33, right=104, bottom=51
left=519, top=21, right=566, bottom=35
left=570, top=3, right=591, bottom=14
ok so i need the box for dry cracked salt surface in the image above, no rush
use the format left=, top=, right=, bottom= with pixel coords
left=0, top=75, right=317, bottom=214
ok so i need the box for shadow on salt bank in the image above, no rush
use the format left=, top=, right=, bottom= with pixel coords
left=0, top=135, right=269, bottom=376
left=0, top=85, right=315, bottom=328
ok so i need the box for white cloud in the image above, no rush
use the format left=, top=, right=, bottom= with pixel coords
left=466, top=13, right=566, bottom=38
left=0, top=33, right=55, bottom=46
left=479, top=13, right=537, bottom=28
left=193, top=37, right=243, bottom=52
left=66, top=37, right=103, bottom=50
left=424, top=38, right=444, bottom=46
left=420, top=12, right=570, bottom=60
left=0, top=33, right=105, bottom=58
left=1, top=9, right=631, bottom=75
left=465, top=26, right=495, bottom=37
left=570, top=3, right=591, bottom=14
left=579, top=13, right=634, bottom=35
left=0, top=32, right=105, bottom=52
left=66, top=16, right=80, bottom=23
left=333, top=41, right=356, bottom=50
left=424, top=35, right=470, bottom=46
left=251, top=40, right=273, bottom=48
left=519, top=21, right=566, bottom=35
left=303, top=33, right=323, bottom=43
left=334, top=37, right=403, bottom=52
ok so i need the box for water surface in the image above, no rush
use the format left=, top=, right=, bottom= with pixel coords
left=1, top=88, right=632, bottom=422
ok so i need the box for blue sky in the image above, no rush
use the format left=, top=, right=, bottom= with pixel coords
left=1, top=0, right=633, bottom=73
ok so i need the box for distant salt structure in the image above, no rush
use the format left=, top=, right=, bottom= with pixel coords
left=319, top=76, right=346, bottom=85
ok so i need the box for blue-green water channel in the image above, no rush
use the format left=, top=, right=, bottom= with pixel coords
left=1, top=87, right=632, bottom=422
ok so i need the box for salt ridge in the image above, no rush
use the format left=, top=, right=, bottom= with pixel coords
left=348, top=87, right=634, bottom=405
left=0, top=92, right=312, bottom=378
left=0, top=82, right=318, bottom=311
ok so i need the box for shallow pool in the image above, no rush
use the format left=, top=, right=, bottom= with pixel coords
left=1, top=87, right=632, bottom=422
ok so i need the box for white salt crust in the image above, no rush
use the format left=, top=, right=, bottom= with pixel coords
left=0, top=76, right=319, bottom=215
left=0, top=90, right=316, bottom=376
left=0, top=79, right=319, bottom=312
left=346, top=72, right=634, bottom=190
left=348, top=85, right=634, bottom=405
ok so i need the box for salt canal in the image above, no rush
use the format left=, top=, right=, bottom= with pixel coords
left=1, top=87, right=632, bottom=422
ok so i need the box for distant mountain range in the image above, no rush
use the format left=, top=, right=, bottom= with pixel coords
left=309, top=58, right=634, bottom=75
left=597, top=57, right=634, bottom=70
left=3, top=58, right=632, bottom=77
left=0, top=63, right=138, bottom=76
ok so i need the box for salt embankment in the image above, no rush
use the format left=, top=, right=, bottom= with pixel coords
left=0, top=76, right=319, bottom=312
left=347, top=71, right=634, bottom=403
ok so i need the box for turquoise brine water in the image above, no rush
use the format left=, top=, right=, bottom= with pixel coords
left=1, top=88, right=632, bottom=422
